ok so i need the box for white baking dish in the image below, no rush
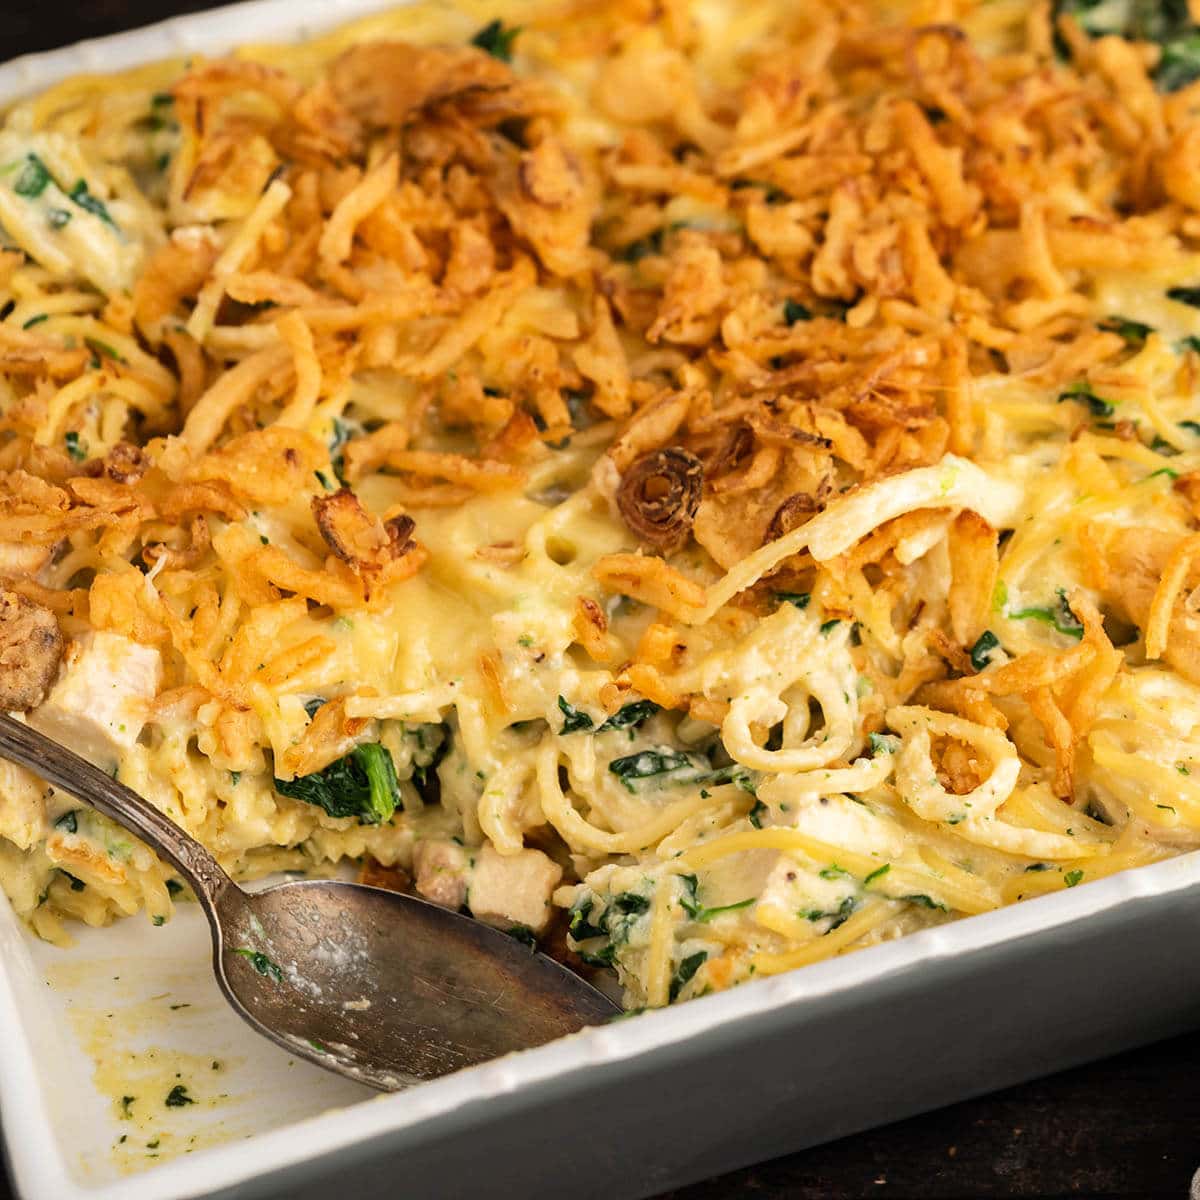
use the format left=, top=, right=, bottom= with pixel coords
left=4, top=7, right=1200, bottom=1199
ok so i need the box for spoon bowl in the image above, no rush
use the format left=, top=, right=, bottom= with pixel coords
left=216, top=878, right=618, bottom=1088
left=0, top=713, right=619, bottom=1090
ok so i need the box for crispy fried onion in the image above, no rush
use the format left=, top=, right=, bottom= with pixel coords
left=0, top=590, right=62, bottom=711
left=616, top=447, right=703, bottom=554
left=327, top=40, right=523, bottom=129
left=279, top=696, right=371, bottom=779
left=592, top=553, right=706, bottom=621
left=312, top=489, right=426, bottom=594
left=702, top=604, right=859, bottom=772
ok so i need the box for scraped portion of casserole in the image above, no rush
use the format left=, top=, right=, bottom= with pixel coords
left=3, top=0, right=1200, bottom=1009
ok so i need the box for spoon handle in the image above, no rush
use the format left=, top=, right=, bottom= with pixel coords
left=0, top=712, right=233, bottom=911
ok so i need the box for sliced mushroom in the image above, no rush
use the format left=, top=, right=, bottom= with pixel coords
left=616, top=447, right=703, bottom=554
left=0, top=590, right=62, bottom=711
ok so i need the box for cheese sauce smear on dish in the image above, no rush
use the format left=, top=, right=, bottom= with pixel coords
left=3, top=0, right=1200, bottom=1010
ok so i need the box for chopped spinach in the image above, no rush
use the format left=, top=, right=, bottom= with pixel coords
left=819, top=619, right=841, bottom=635
left=698, top=898, right=754, bottom=919
left=776, top=591, right=811, bottom=609
left=85, top=336, right=124, bottom=364
left=620, top=230, right=664, bottom=262
left=233, top=948, right=283, bottom=982
left=748, top=798, right=768, bottom=828
left=783, top=299, right=812, bottom=325
left=730, top=178, right=788, bottom=202
left=678, top=875, right=753, bottom=922
left=557, top=695, right=593, bottom=733
left=68, top=179, right=116, bottom=228
left=717, top=765, right=758, bottom=795
left=1064, top=869, right=1085, bottom=888
left=598, top=699, right=661, bottom=732
left=1057, top=380, right=1114, bottom=418
left=802, top=895, right=858, bottom=930
left=669, top=950, right=707, bottom=1001
left=274, top=742, right=400, bottom=824
left=1169, top=285, right=1200, bottom=308
left=471, top=18, right=520, bottom=61
left=164, top=1084, right=194, bottom=1107
left=903, top=893, right=948, bottom=911
left=327, top=416, right=357, bottom=484
left=1008, top=588, right=1083, bottom=640
left=13, top=154, right=52, bottom=198
left=558, top=696, right=660, bottom=735
left=1099, top=316, right=1153, bottom=344
left=506, top=924, right=537, bottom=948
left=577, top=942, right=616, bottom=968
left=969, top=629, right=1000, bottom=671
left=22, top=313, right=48, bottom=329
left=868, top=732, right=899, bottom=755
left=55, top=811, right=78, bottom=834
left=863, top=863, right=891, bottom=886
left=567, top=890, right=650, bottom=966
left=1156, top=33, right=1200, bottom=91
left=567, top=895, right=608, bottom=942
left=611, top=892, right=651, bottom=918
left=608, top=747, right=707, bottom=791
left=1052, top=0, right=1200, bottom=90
left=148, top=92, right=175, bottom=131
left=64, top=431, right=86, bottom=462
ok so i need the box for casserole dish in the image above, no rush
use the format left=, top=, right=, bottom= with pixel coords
left=4, top=3, right=1200, bottom=1198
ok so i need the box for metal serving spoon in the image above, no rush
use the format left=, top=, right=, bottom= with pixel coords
left=0, top=713, right=618, bottom=1090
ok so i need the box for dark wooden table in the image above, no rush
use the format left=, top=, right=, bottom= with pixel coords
left=4, top=5, right=1200, bottom=1197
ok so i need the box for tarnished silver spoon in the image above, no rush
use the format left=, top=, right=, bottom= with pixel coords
left=0, top=712, right=619, bottom=1090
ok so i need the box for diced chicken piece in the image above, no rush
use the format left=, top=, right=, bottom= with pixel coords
left=0, top=590, right=62, bottom=711
left=30, top=631, right=161, bottom=767
left=413, top=838, right=471, bottom=910
left=467, top=844, right=562, bottom=934
left=789, top=794, right=909, bottom=858
left=757, top=855, right=852, bottom=919
left=760, top=779, right=909, bottom=859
